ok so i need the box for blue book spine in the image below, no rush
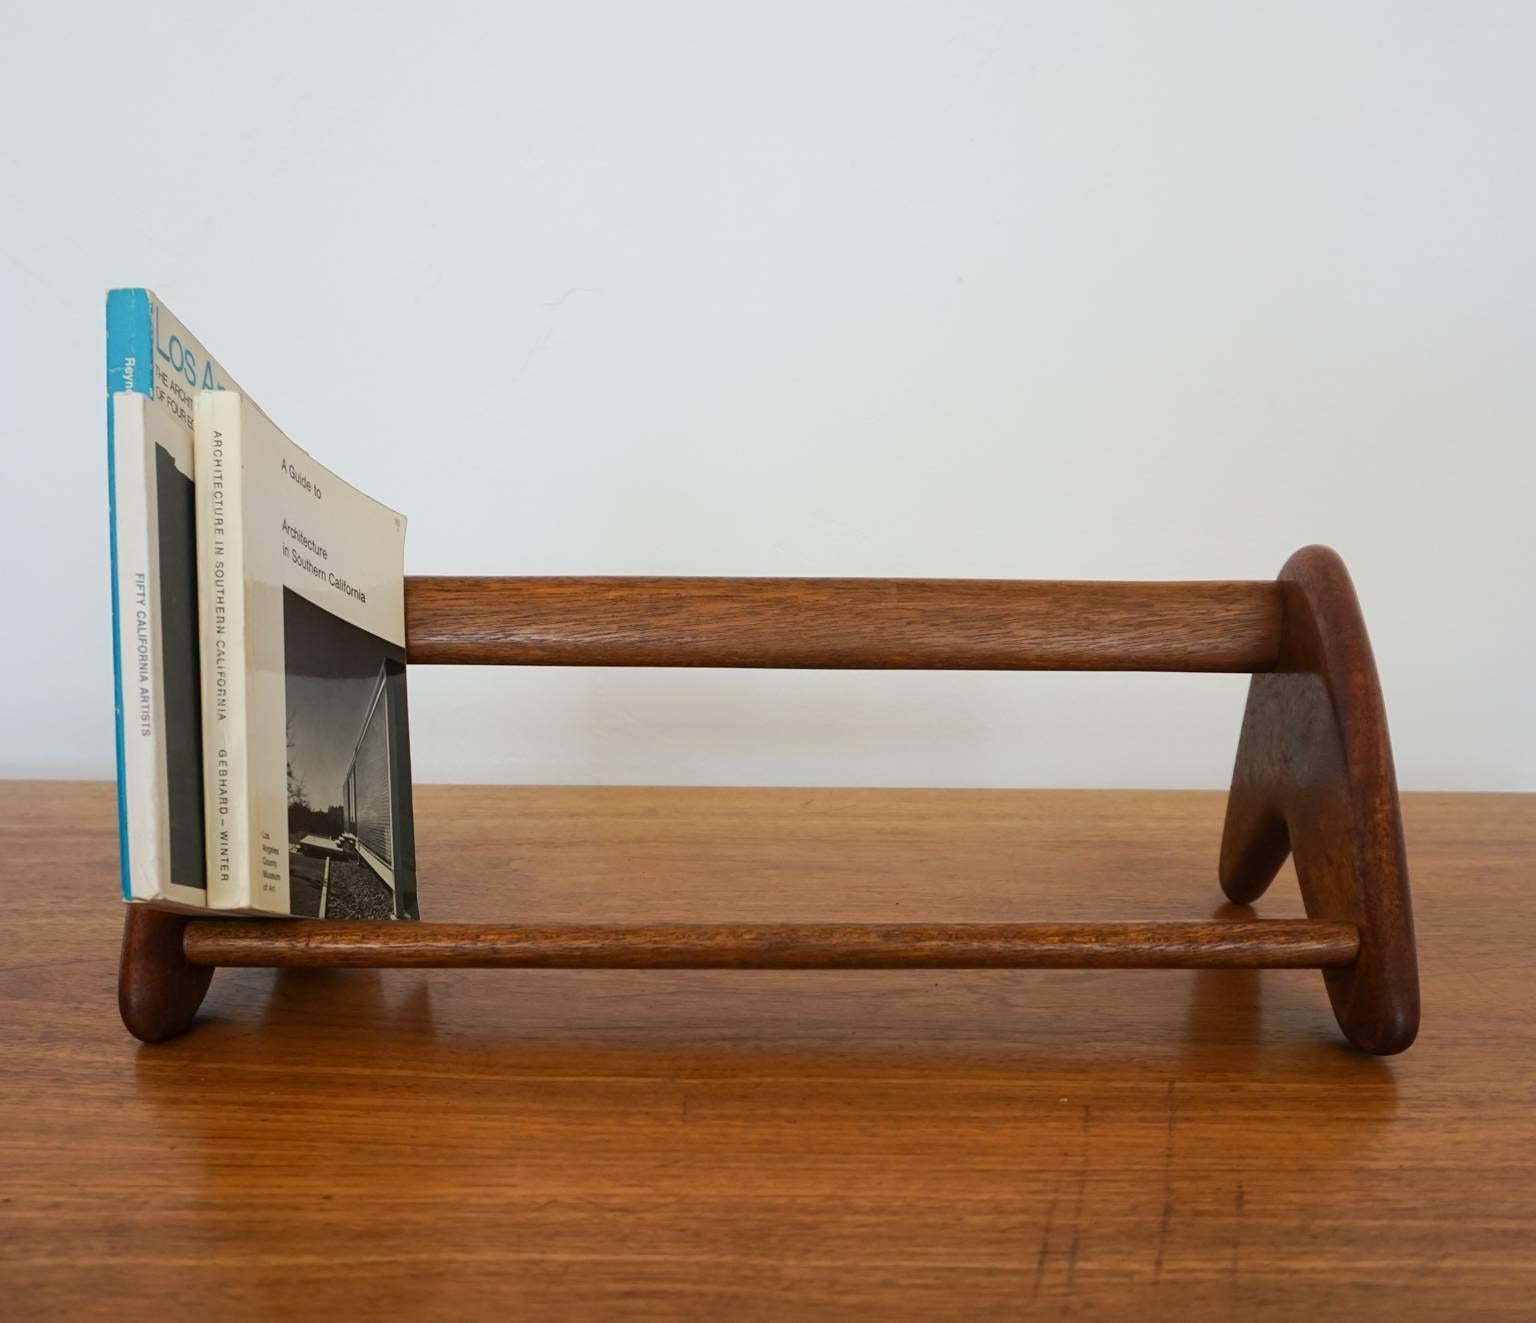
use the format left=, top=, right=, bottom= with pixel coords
left=106, top=289, right=156, bottom=899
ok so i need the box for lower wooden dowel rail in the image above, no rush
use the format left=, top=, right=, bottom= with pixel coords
left=181, top=920, right=1360, bottom=970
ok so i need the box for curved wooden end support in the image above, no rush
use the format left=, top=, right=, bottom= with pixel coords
left=1220, top=546, right=1419, bottom=1054
left=119, top=907, right=214, bottom=1043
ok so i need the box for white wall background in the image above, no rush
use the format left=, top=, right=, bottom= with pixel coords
left=2, top=1, right=1532, bottom=790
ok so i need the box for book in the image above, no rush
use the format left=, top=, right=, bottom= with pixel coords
left=193, top=391, right=418, bottom=918
left=107, top=290, right=241, bottom=907
left=110, top=393, right=207, bottom=908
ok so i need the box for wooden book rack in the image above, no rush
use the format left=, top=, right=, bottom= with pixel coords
left=119, top=545, right=1419, bottom=1053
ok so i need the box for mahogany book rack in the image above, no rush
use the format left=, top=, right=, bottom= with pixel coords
left=119, top=544, right=1419, bottom=1054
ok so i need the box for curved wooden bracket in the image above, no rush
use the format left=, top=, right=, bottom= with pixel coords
left=1220, top=546, right=1419, bottom=1053
left=119, top=907, right=213, bottom=1044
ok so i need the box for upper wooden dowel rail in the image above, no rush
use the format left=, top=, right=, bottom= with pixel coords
left=404, top=577, right=1284, bottom=672
left=181, top=919, right=1359, bottom=970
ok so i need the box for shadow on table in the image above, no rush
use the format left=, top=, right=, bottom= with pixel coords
left=125, top=895, right=1400, bottom=1314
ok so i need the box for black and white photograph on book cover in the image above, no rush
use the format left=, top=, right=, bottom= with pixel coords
left=281, top=587, right=418, bottom=920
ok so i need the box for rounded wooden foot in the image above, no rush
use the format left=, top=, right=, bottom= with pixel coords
left=1220, top=546, right=1419, bottom=1055
left=119, top=907, right=214, bottom=1043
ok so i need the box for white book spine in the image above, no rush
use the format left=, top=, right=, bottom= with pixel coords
left=113, top=399, right=170, bottom=903
left=113, top=394, right=204, bottom=910
left=195, top=392, right=251, bottom=910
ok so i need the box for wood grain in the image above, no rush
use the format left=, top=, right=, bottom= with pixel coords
left=143, top=560, right=1400, bottom=1051
left=404, top=576, right=1283, bottom=671
left=4, top=782, right=1532, bottom=1322
left=118, top=908, right=209, bottom=1043
left=181, top=918, right=1360, bottom=970
left=1222, top=546, right=1418, bottom=1053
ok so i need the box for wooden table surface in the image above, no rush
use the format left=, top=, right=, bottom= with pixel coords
left=2, top=781, right=1533, bottom=1321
